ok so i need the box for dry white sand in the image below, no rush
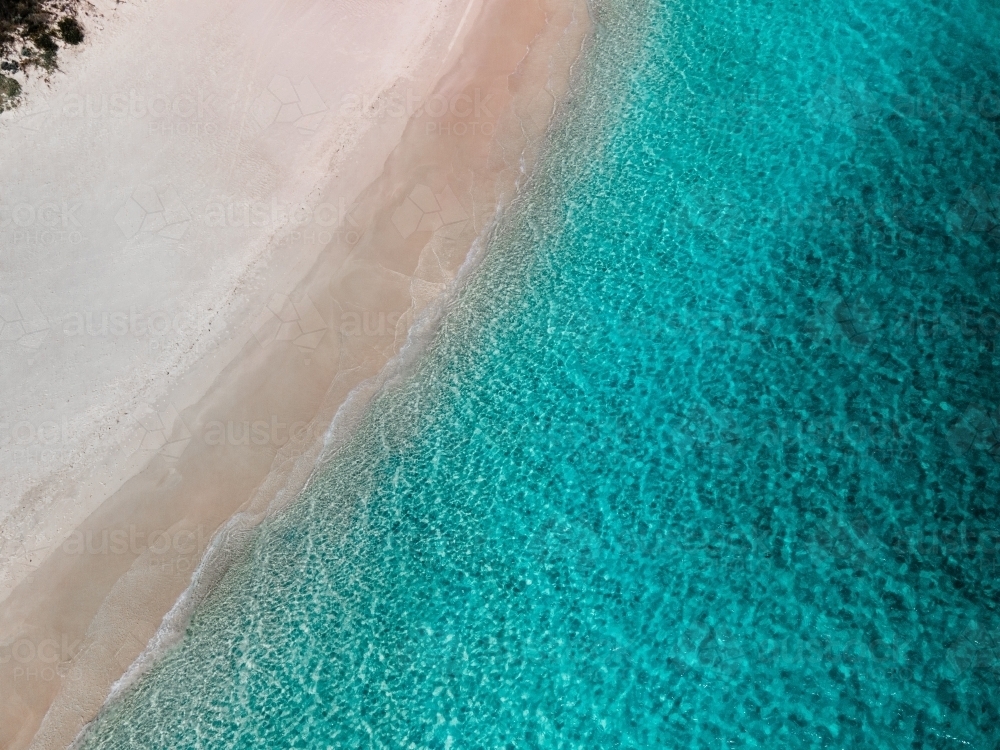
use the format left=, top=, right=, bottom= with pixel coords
left=0, top=0, right=590, bottom=746
left=0, top=0, right=476, bottom=608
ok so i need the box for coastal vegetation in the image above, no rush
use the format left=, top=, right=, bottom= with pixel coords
left=0, top=70, right=18, bottom=111
left=0, top=0, right=84, bottom=109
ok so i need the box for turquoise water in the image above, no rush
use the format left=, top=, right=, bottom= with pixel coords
left=81, top=0, right=1000, bottom=746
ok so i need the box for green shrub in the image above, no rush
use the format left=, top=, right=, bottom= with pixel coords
left=0, top=72, right=21, bottom=111
left=0, top=2, right=87, bottom=108
left=58, top=16, right=83, bottom=45
left=35, top=31, right=57, bottom=52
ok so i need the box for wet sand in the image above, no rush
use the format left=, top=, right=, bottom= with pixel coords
left=0, top=0, right=590, bottom=747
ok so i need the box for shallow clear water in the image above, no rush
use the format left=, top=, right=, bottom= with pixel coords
left=81, top=0, right=1000, bottom=746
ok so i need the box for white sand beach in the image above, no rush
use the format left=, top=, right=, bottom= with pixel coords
left=0, top=0, right=589, bottom=746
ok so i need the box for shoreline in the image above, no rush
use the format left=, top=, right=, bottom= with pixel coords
left=1, top=0, right=591, bottom=747
left=0, top=0, right=473, bottom=608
